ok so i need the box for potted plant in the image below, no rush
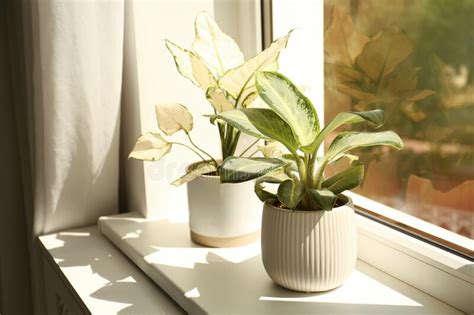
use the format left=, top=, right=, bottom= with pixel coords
left=128, top=12, right=292, bottom=247
left=215, top=71, right=404, bottom=292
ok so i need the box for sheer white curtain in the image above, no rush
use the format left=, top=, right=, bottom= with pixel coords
left=3, top=1, right=125, bottom=313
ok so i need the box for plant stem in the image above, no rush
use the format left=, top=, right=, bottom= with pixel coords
left=304, top=153, right=314, bottom=188
left=314, top=159, right=329, bottom=189
left=228, top=130, right=241, bottom=157
left=172, top=142, right=207, bottom=162
left=295, top=154, right=315, bottom=210
left=220, top=73, right=253, bottom=158
left=239, top=138, right=260, bottom=157
left=186, top=132, right=218, bottom=165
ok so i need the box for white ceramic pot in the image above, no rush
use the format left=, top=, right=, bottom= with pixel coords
left=261, top=195, right=357, bottom=292
left=187, top=172, right=262, bottom=248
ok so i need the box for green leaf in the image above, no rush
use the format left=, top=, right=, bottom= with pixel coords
left=171, top=162, right=217, bottom=186
left=220, top=157, right=286, bottom=183
left=214, top=110, right=268, bottom=139
left=324, top=131, right=404, bottom=164
left=256, top=71, right=319, bottom=151
left=128, top=132, right=172, bottom=161
left=219, top=32, right=291, bottom=99
left=277, top=179, right=305, bottom=209
left=192, top=12, right=244, bottom=76
left=155, top=103, right=194, bottom=135
left=307, top=189, right=338, bottom=211
left=255, top=183, right=277, bottom=202
left=255, top=167, right=290, bottom=185
left=306, top=109, right=385, bottom=152
left=239, top=108, right=299, bottom=153
left=322, top=163, right=364, bottom=194
left=165, top=40, right=215, bottom=91
left=206, top=87, right=235, bottom=112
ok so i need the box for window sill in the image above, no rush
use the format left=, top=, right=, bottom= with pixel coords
left=97, top=212, right=464, bottom=314
left=38, top=226, right=184, bottom=314
left=355, top=204, right=473, bottom=314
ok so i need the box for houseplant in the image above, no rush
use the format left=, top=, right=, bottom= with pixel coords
left=215, top=71, right=404, bottom=291
left=128, top=12, right=292, bottom=247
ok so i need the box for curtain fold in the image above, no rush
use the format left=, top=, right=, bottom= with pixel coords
left=3, top=1, right=125, bottom=313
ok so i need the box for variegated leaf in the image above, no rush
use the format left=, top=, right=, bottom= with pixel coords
left=171, top=162, right=217, bottom=186
left=256, top=71, right=319, bottom=151
left=165, top=40, right=215, bottom=91
left=219, top=32, right=291, bottom=99
left=206, top=87, right=235, bottom=112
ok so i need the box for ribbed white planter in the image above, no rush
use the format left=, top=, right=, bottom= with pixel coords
left=187, top=173, right=262, bottom=248
left=261, top=196, right=357, bottom=292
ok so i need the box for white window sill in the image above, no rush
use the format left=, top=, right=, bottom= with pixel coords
left=95, top=212, right=464, bottom=314
left=38, top=226, right=184, bottom=314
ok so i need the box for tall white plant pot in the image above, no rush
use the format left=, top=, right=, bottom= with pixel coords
left=187, top=174, right=262, bottom=247
left=261, top=196, right=357, bottom=292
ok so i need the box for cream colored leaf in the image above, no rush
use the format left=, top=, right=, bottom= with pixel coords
left=129, top=132, right=172, bottom=161
left=206, top=87, right=235, bottom=112
left=324, top=6, right=370, bottom=67
left=171, top=162, right=217, bottom=186
left=192, top=12, right=244, bottom=77
left=165, top=40, right=216, bottom=91
left=155, top=103, right=193, bottom=136
left=219, top=32, right=291, bottom=99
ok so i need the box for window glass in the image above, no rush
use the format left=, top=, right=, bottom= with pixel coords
left=324, top=0, right=473, bottom=239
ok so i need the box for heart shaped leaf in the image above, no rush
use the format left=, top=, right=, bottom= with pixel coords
left=256, top=71, right=319, bottom=151
left=129, top=132, right=172, bottom=161
left=277, top=179, right=305, bottom=209
left=155, top=103, right=193, bottom=136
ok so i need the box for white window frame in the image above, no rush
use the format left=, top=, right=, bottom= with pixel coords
left=269, top=0, right=473, bottom=313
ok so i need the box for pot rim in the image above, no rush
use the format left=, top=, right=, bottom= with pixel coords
left=264, top=194, right=353, bottom=213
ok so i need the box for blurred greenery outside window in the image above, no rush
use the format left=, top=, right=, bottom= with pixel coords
left=323, top=0, right=473, bottom=239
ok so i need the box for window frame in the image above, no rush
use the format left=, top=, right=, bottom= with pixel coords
left=264, top=0, right=473, bottom=313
